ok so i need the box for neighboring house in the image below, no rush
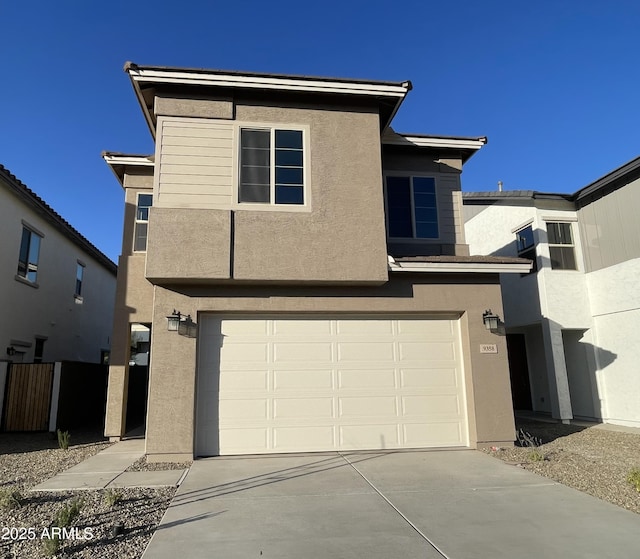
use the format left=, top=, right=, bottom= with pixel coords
left=103, top=62, right=530, bottom=462
left=464, top=156, right=640, bottom=429
left=0, top=164, right=117, bottom=364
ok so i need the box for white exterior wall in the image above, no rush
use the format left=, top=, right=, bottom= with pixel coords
left=0, top=187, right=116, bottom=363
left=585, top=258, right=640, bottom=427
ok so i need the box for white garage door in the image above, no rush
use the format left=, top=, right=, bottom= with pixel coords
left=196, top=315, right=468, bottom=456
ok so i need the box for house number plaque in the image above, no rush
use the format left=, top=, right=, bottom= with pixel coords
left=480, top=344, right=498, bottom=354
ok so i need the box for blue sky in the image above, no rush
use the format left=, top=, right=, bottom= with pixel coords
left=2, top=1, right=639, bottom=262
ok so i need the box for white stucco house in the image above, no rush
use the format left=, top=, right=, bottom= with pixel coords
left=463, top=156, right=640, bottom=429
left=0, top=164, right=117, bottom=364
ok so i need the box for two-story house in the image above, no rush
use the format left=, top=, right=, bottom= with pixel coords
left=103, top=63, right=530, bottom=462
left=0, top=164, right=116, bottom=364
left=463, top=156, right=640, bottom=429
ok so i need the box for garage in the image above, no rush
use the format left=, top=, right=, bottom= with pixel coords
left=195, top=315, right=468, bottom=456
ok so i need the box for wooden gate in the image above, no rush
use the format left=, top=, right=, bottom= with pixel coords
left=2, top=363, right=54, bottom=431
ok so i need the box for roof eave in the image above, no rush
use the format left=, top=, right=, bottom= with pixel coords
left=124, top=62, right=412, bottom=137
left=102, top=152, right=154, bottom=187
left=389, top=261, right=532, bottom=274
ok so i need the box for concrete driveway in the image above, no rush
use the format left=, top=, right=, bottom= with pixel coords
left=142, top=450, right=640, bottom=558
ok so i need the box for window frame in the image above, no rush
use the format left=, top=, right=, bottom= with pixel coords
left=16, top=223, right=43, bottom=285
left=133, top=192, right=153, bottom=252
left=384, top=174, right=440, bottom=240
left=546, top=221, right=577, bottom=271
left=515, top=224, right=537, bottom=274
left=75, top=261, right=85, bottom=300
left=235, top=123, right=310, bottom=210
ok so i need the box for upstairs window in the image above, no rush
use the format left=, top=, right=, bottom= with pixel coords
left=385, top=176, right=438, bottom=239
left=75, top=262, right=85, bottom=298
left=17, top=226, right=42, bottom=283
left=239, top=128, right=305, bottom=205
left=134, top=193, right=153, bottom=252
left=547, top=222, right=577, bottom=270
left=515, top=225, right=537, bottom=273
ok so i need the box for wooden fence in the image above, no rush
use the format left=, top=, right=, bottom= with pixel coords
left=2, top=363, right=54, bottom=431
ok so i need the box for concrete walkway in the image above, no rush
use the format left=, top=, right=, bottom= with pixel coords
left=142, top=450, right=640, bottom=559
left=31, top=438, right=188, bottom=491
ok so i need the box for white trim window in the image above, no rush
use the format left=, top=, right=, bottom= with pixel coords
left=385, top=176, right=439, bottom=239
left=134, top=193, right=153, bottom=252
left=239, top=128, right=305, bottom=205
left=547, top=222, right=577, bottom=270
left=17, top=226, right=42, bottom=283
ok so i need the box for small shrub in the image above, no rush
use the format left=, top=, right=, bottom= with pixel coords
left=0, top=488, right=23, bottom=510
left=104, top=488, right=123, bottom=507
left=55, top=497, right=83, bottom=528
left=627, top=468, right=640, bottom=492
left=42, top=536, right=60, bottom=557
left=517, top=428, right=546, bottom=462
left=57, top=429, right=71, bottom=450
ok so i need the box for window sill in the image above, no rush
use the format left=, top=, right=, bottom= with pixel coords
left=14, top=275, right=39, bottom=289
left=234, top=203, right=311, bottom=213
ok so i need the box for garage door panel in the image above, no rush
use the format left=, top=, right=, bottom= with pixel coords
left=404, top=422, right=463, bottom=446
left=399, top=342, right=455, bottom=361
left=219, top=370, right=268, bottom=391
left=338, top=369, right=396, bottom=389
left=339, top=396, right=398, bottom=417
left=400, top=368, right=458, bottom=388
left=340, top=424, right=400, bottom=448
left=274, top=426, right=335, bottom=450
left=219, top=399, right=268, bottom=420
left=402, top=395, right=461, bottom=416
left=336, top=319, right=394, bottom=335
left=274, top=370, right=334, bottom=390
left=274, top=397, right=334, bottom=419
left=274, top=319, right=332, bottom=335
left=197, top=315, right=468, bottom=456
left=337, top=342, right=395, bottom=361
left=221, top=342, right=268, bottom=362
left=274, top=342, right=332, bottom=362
left=220, top=428, right=268, bottom=452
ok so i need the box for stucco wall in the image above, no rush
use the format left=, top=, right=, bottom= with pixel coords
left=0, top=185, right=115, bottom=363
left=585, top=257, right=640, bottom=427
left=143, top=274, right=514, bottom=460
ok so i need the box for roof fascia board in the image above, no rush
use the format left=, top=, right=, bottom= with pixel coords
left=102, top=153, right=154, bottom=187
left=384, top=135, right=487, bottom=150
left=389, top=262, right=532, bottom=274
left=574, top=156, right=640, bottom=202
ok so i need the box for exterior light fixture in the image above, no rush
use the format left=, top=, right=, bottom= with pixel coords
left=482, top=310, right=500, bottom=331
left=178, top=314, right=197, bottom=338
left=166, top=310, right=181, bottom=331
left=6, top=346, right=16, bottom=356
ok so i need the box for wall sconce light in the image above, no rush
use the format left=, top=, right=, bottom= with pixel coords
left=166, top=310, right=182, bottom=331
left=6, top=346, right=16, bottom=356
left=167, top=310, right=197, bottom=338
left=178, top=315, right=197, bottom=338
left=482, top=310, right=500, bottom=331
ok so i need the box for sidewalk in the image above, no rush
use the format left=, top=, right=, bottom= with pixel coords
left=30, top=438, right=188, bottom=492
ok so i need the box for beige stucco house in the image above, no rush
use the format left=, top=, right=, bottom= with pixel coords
left=0, top=164, right=116, bottom=364
left=103, top=63, right=530, bottom=462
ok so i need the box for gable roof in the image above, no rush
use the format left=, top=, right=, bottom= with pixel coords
left=0, top=164, right=117, bottom=275
left=124, top=62, right=412, bottom=138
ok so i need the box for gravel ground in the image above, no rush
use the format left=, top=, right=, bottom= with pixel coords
left=485, top=418, right=640, bottom=514
left=0, top=432, right=177, bottom=558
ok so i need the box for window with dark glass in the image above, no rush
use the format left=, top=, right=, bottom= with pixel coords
left=17, top=226, right=42, bottom=283
left=75, top=262, right=85, bottom=297
left=385, top=176, right=438, bottom=239
left=516, top=225, right=537, bottom=273
left=547, top=222, right=577, bottom=270
left=239, top=128, right=304, bottom=205
left=34, top=338, right=46, bottom=364
left=134, top=193, right=153, bottom=252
